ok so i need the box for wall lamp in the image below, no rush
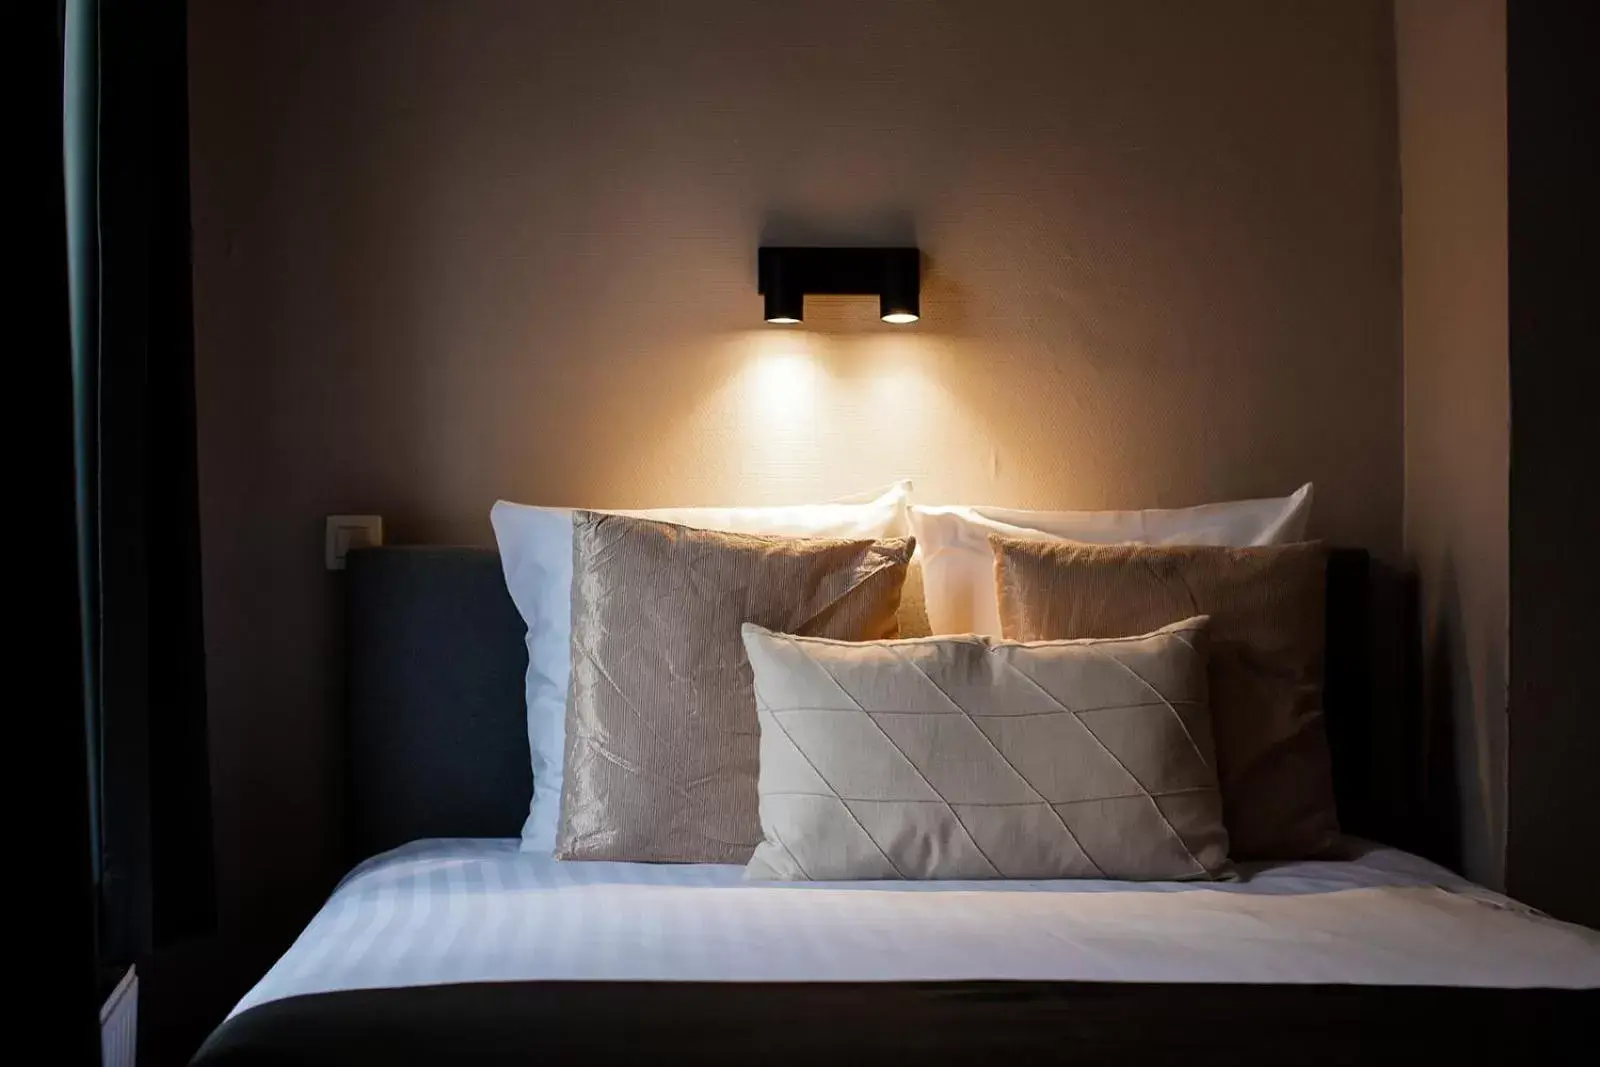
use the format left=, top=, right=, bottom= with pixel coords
left=758, top=246, right=921, bottom=325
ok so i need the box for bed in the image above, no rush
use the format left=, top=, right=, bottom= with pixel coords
left=193, top=548, right=1599, bottom=1065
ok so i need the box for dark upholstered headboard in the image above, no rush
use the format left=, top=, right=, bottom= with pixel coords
left=345, top=548, right=530, bottom=858
left=343, top=545, right=1410, bottom=863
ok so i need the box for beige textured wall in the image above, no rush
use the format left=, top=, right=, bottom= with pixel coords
left=1394, top=0, right=1507, bottom=888
left=189, top=1, right=1402, bottom=943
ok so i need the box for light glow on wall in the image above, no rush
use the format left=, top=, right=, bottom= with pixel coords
left=626, top=328, right=995, bottom=506
left=744, top=340, right=820, bottom=423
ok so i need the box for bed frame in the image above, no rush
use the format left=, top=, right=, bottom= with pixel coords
left=341, top=545, right=1412, bottom=862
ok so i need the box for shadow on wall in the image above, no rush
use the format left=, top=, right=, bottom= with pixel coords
left=759, top=207, right=919, bottom=251
left=1322, top=555, right=1488, bottom=876
left=1419, top=562, right=1472, bottom=875
left=1335, top=554, right=1502, bottom=882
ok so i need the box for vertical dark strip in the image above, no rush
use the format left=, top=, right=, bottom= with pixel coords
left=64, top=0, right=101, bottom=886
left=1505, top=1, right=1600, bottom=928
left=38, top=1, right=104, bottom=1061
left=143, top=0, right=217, bottom=947
left=91, top=0, right=216, bottom=962
left=94, top=0, right=155, bottom=963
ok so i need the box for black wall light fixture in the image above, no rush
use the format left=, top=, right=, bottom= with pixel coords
left=758, top=246, right=921, bottom=325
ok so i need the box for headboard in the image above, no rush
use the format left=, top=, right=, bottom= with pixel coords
left=345, top=548, right=531, bottom=856
left=344, top=545, right=1409, bottom=862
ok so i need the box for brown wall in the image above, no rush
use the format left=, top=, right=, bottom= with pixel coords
left=188, top=0, right=1403, bottom=946
left=1393, top=0, right=1508, bottom=889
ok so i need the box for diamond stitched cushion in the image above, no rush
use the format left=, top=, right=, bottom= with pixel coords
left=741, top=618, right=1229, bottom=881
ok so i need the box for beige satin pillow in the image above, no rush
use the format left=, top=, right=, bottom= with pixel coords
left=555, top=512, right=914, bottom=863
left=742, top=618, right=1230, bottom=881
left=991, top=538, right=1335, bottom=860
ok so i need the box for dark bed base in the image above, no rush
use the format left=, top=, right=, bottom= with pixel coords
left=194, top=980, right=1585, bottom=1066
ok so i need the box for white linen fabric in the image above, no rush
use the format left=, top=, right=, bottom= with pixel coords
left=489, top=482, right=913, bottom=852
left=908, top=484, right=1313, bottom=636
left=229, top=837, right=1600, bottom=1018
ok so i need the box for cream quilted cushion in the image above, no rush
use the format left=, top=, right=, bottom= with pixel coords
left=741, top=618, right=1230, bottom=881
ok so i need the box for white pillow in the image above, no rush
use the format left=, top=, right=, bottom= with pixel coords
left=490, top=481, right=913, bottom=853
left=908, top=483, right=1312, bottom=637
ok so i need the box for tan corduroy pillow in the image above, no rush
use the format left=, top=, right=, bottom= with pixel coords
left=742, top=618, right=1230, bottom=881
left=554, top=512, right=914, bottom=863
left=990, top=538, right=1335, bottom=860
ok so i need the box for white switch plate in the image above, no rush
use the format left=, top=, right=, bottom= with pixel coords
left=325, top=515, right=384, bottom=571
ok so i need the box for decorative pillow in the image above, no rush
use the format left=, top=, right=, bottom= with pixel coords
left=555, top=513, right=914, bottom=863
left=741, top=618, right=1229, bottom=881
left=991, top=538, right=1334, bottom=860
left=909, top=484, right=1312, bottom=636
left=490, top=481, right=911, bottom=852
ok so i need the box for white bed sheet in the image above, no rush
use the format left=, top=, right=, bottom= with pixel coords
left=231, top=837, right=1600, bottom=1018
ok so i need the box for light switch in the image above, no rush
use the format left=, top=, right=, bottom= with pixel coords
left=325, top=515, right=384, bottom=571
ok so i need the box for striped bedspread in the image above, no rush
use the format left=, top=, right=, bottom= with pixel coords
left=232, top=837, right=1600, bottom=1018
